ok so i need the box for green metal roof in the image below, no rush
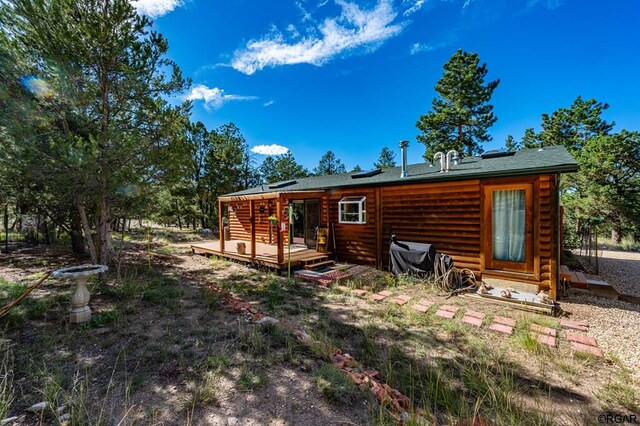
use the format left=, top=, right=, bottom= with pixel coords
left=223, top=145, right=578, bottom=198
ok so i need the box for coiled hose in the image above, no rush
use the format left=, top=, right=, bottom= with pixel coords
left=433, top=254, right=477, bottom=298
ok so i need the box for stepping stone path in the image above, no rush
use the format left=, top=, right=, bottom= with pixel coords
left=489, top=316, right=516, bottom=335
left=566, top=332, right=597, bottom=347
left=435, top=305, right=460, bottom=319
left=391, top=295, right=412, bottom=305
left=411, top=299, right=434, bottom=313
left=560, top=319, right=589, bottom=332
left=337, top=286, right=603, bottom=358
left=461, top=309, right=485, bottom=327
left=530, top=324, right=558, bottom=347
left=370, top=290, right=393, bottom=301
left=570, top=341, right=603, bottom=357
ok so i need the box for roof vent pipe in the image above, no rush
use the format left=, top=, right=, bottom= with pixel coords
left=400, top=140, right=409, bottom=178
left=445, top=150, right=459, bottom=172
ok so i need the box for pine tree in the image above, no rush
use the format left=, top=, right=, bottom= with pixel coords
left=313, top=151, right=346, bottom=175
left=505, top=135, right=520, bottom=151
left=0, top=0, right=189, bottom=263
left=521, top=128, right=540, bottom=149
left=539, top=96, right=614, bottom=155
left=416, top=50, right=500, bottom=160
left=373, top=147, right=397, bottom=168
left=260, top=151, right=309, bottom=183
left=350, top=165, right=363, bottom=173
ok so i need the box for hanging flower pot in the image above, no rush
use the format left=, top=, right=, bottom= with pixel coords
left=267, top=215, right=278, bottom=226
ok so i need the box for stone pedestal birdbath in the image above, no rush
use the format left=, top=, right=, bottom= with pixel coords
left=52, top=265, right=108, bottom=324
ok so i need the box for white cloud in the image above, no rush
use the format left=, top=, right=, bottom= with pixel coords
left=410, top=42, right=433, bottom=55
left=251, top=144, right=290, bottom=156
left=296, top=1, right=313, bottom=22
left=402, top=0, right=425, bottom=16
left=186, top=84, right=257, bottom=110
left=263, top=100, right=275, bottom=107
left=131, top=0, right=182, bottom=18
left=230, top=0, right=405, bottom=75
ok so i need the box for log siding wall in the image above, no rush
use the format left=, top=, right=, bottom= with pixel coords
left=325, top=174, right=558, bottom=295
left=228, top=199, right=275, bottom=244
left=327, top=188, right=378, bottom=265
left=222, top=173, right=558, bottom=296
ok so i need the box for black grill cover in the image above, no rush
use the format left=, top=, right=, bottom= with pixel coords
left=390, top=237, right=436, bottom=276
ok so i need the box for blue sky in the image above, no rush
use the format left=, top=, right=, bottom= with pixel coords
left=133, top=0, right=640, bottom=170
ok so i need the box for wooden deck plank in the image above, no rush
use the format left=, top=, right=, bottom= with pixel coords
left=560, top=265, right=571, bottom=280
left=191, top=240, right=330, bottom=270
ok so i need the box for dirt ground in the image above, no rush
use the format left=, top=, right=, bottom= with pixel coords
left=0, top=234, right=638, bottom=425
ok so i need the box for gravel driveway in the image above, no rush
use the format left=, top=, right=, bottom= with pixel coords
left=576, top=249, right=640, bottom=297
left=564, top=250, right=640, bottom=381
left=561, top=295, right=640, bottom=381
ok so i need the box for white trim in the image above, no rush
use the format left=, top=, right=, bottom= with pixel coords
left=338, top=196, right=367, bottom=224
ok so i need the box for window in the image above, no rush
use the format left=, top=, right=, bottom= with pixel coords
left=338, top=196, right=366, bottom=224
left=492, top=190, right=526, bottom=263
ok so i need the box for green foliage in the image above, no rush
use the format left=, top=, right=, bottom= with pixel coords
left=504, top=135, right=519, bottom=151
left=0, top=0, right=189, bottom=263
left=83, top=311, right=122, bottom=329
left=539, top=96, right=614, bottom=155
left=260, top=151, right=309, bottom=183
left=575, top=131, right=640, bottom=239
left=142, top=285, right=184, bottom=305
left=313, top=151, right=347, bottom=175
left=315, top=364, right=359, bottom=405
left=417, top=49, right=500, bottom=160
left=374, top=147, right=397, bottom=169
left=238, top=366, right=267, bottom=391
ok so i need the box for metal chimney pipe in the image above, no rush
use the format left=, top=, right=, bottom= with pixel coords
left=400, top=140, right=409, bottom=178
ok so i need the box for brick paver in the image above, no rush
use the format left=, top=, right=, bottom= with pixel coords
left=378, top=290, right=393, bottom=297
left=463, top=310, right=485, bottom=319
left=351, top=289, right=367, bottom=296
left=537, top=334, right=557, bottom=347
left=412, top=304, right=430, bottom=313
left=560, top=319, right=589, bottom=331
left=489, top=323, right=513, bottom=335
left=392, top=294, right=412, bottom=305
left=439, top=305, right=461, bottom=314
left=416, top=299, right=434, bottom=308
left=370, top=294, right=386, bottom=301
left=493, top=316, right=516, bottom=327
left=461, top=315, right=483, bottom=327
left=530, top=324, right=557, bottom=337
left=435, top=309, right=456, bottom=319
left=566, top=332, right=597, bottom=347
left=571, top=341, right=603, bottom=357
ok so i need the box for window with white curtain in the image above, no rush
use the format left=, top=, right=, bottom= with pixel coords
left=492, top=189, right=526, bottom=263
left=338, top=196, right=366, bottom=224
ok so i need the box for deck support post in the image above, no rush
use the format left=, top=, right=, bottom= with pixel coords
left=250, top=200, right=256, bottom=259
left=276, top=197, right=284, bottom=265
left=219, top=199, right=225, bottom=254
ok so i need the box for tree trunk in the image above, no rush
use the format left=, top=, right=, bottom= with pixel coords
left=70, top=216, right=86, bottom=255
left=75, top=194, right=98, bottom=263
left=3, top=204, right=8, bottom=254
left=611, top=225, right=623, bottom=244
left=97, top=195, right=113, bottom=265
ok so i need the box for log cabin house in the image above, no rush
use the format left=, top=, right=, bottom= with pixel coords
left=192, top=144, right=578, bottom=300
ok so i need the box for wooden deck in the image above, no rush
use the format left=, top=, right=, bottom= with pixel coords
left=190, top=239, right=331, bottom=270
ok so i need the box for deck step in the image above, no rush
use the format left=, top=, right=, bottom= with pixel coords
left=569, top=271, right=588, bottom=289
left=560, top=265, right=571, bottom=281
left=304, top=260, right=336, bottom=270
